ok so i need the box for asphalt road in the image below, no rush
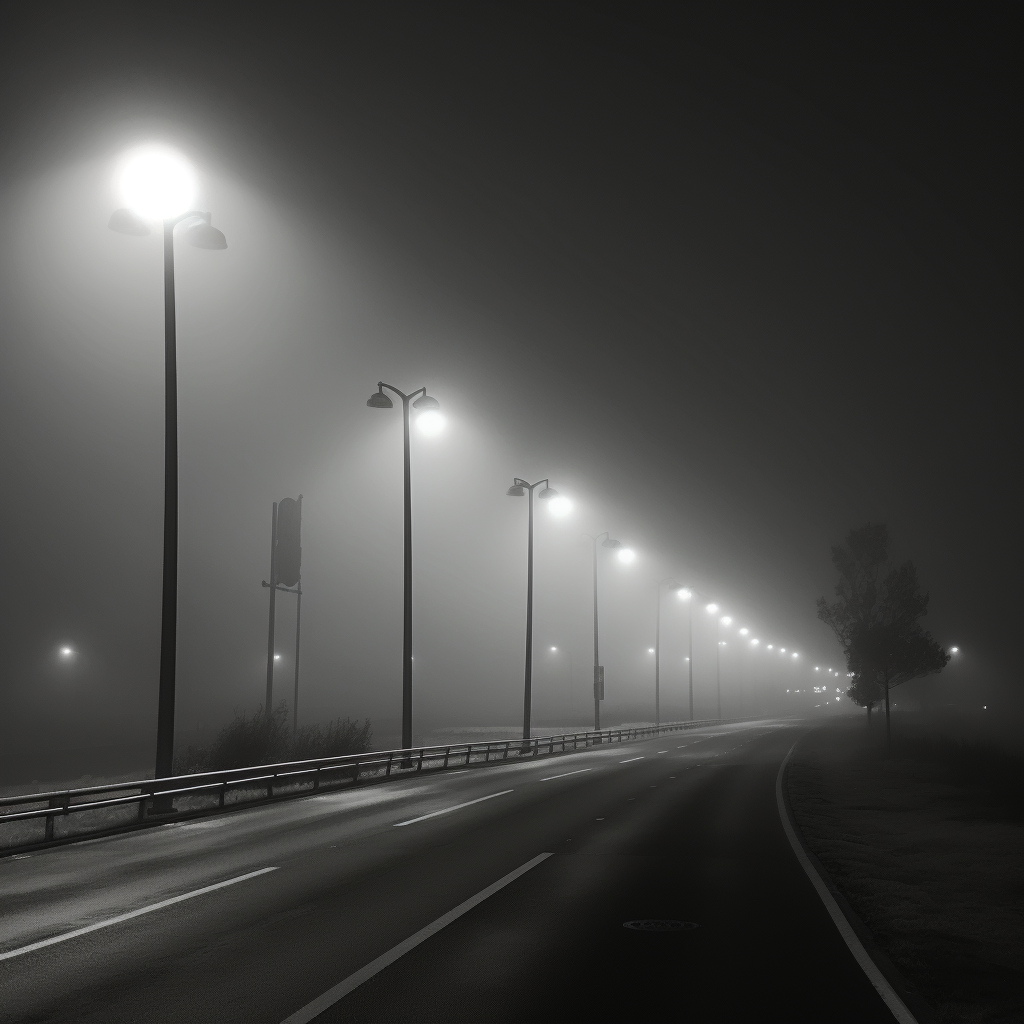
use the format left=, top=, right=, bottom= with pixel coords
left=0, top=720, right=896, bottom=1022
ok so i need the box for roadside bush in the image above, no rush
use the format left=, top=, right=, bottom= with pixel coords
left=174, top=704, right=372, bottom=774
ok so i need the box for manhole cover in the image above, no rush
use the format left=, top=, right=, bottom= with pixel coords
left=623, top=919, right=698, bottom=932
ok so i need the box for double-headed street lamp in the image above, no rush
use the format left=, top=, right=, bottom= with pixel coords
left=585, top=532, right=635, bottom=731
left=507, top=478, right=570, bottom=738
left=367, top=382, right=442, bottom=752
left=109, top=147, right=227, bottom=788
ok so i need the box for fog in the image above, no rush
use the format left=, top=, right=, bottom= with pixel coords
left=0, top=6, right=1017, bottom=782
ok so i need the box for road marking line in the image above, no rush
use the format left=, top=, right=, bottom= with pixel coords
left=393, top=789, right=513, bottom=827
left=540, top=768, right=592, bottom=781
left=280, top=852, right=553, bottom=1024
left=776, top=744, right=918, bottom=1024
left=620, top=756, right=644, bottom=763
left=0, top=867, right=278, bottom=963
left=657, top=750, right=668, bottom=753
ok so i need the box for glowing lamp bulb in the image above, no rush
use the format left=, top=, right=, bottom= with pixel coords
left=416, top=410, right=445, bottom=436
left=705, top=603, right=718, bottom=614
left=677, top=588, right=691, bottom=600
left=547, top=496, right=572, bottom=517
left=617, top=548, right=636, bottom=564
left=119, top=146, right=197, bottom=220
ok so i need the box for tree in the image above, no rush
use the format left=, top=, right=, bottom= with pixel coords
left=818, top=524, right=949, bottom=751
left=846, top=673, right=884, bottom=721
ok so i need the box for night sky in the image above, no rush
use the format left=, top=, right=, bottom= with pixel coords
left=0, top=4, right=1018, bottom=781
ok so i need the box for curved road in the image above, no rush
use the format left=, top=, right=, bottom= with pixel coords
left=1, top=720, right=895, bottom=1022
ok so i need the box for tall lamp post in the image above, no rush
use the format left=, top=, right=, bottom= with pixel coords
left=506, top=478, right=569, bottom=739
left=654, top=578, right=686, bottom=727
left=366, top=382, right=442, bottom=752
left=109, top=147, right=227, bottom=791
left=585, top=532, right=635, bottom=731
left=678, top=588, right=694, bottom=719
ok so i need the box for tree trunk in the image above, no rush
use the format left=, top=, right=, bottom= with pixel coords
left=884, top=674, right=891, bottom=755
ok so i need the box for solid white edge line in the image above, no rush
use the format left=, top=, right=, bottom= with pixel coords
left=539, top=768, right=592, bottom=781
left=619, top=756, right=643, bottom=763
left=0, top=867, right=278, bottom=963
left=776, top=743, right=917, bottom=1024
left=393, top=789, right=514, bottom=827
left=280, top=852, right=554, bottom=1024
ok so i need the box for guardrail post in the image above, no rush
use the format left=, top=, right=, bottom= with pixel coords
left=313, top=767, right=321, bottom=792
left=353, top=760, right=361, bottom=784
left=443, top=747, right=450, bottom=769
left=417, top=749, right=425, bottom=772
left=220, top=782, right=227, bottom=807
left=45, top=795, right=66, bottom=841
left=386, top=752, right=394, bottom=777
left=466, top=744, right=472, bottom=766
left=268, top=774, right=275, bottom=799
left=138, top=790, right=148, bottom=823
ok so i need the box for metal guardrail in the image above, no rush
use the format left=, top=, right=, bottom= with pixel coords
left=0, top=719, right=723, bottom=853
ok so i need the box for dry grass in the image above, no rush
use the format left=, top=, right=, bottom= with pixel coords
left=788, top=719, right=1024, bottom=1023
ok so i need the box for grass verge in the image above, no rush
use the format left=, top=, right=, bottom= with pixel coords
left=787, top=718, right=1023, bottom=1023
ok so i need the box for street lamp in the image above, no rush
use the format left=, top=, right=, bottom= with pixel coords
left=704, top=604, right=726, bottom=718
left=109, top=145, right=227, bottom=793
left=677, top=588, right=694, bottom=720
left=549, top=646, right=575, bottom=718
left=507, top=477, right=563, bottom=739
left=654, top=578, right=686, bottom=728
left=585, top=532, right=631, bottom=731
left=367, top=382, right=442, bottom=752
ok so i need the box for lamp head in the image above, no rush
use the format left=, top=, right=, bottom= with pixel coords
left=677, top=587, right=691, bottom=600
left=601, top=537, right=621, bottom=548
left=506, top=484, right=526, bottom=496
left=181, top=216, right=227, bottom=250
left=616, top=547, right=636, bottom=564
left=705, top=603, right=718, bottom=614
left=412, top=393, right=440, bottom=410
left=367, top=390, right=394, bottom=409
left=537, top=486, right=557, bottom=499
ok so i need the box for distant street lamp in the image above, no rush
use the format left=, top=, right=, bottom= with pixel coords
left=367, top=382, right=442, bottom=752
left=109, top=146, right=227, bottom=792
left=549, top=646, right=575, bottom=716
left=507, top=477, right=565, bottom=739
left=585, top=532, right=633, bottom=731
left=676, top=589, right=694, bottom=719
left=654, top=578, right=686, bottom=727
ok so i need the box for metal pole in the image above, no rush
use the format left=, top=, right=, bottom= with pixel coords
left=265, top=502, right=278, bottom=712
left=154, top=219, right=178, bottom=785
left=292, top=496, right=303, bottom=739
left=402, top=396, right=413, bottom=751
left=716, top=618, right=722, bottom=719
left=592, top=535, right=600, bottom=732
left=688, top=597, right=693, bottom=721
left=655, top=583, right=662, bottom=727
left=523, top=484, right=535, bottom=740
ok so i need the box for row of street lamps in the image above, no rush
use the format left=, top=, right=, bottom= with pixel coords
left=106, top=144, right=819, bottom=789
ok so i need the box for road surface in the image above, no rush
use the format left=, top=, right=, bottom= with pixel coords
left=0, top=720, right=895, bottom=1022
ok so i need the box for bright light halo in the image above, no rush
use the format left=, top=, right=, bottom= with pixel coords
left=547, top=495, right=572, bottom=517
left=616, top=547, right=636, bottom=564
left=119, top=145, right=197, bottom=220
left=416, top=410, right=445, bottom=436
